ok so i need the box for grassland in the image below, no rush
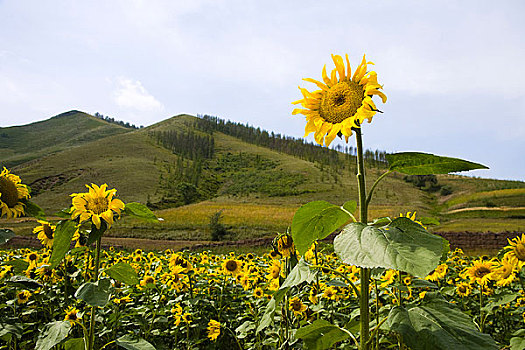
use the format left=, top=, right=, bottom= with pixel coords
left=1, top=111, right=524, bottom=244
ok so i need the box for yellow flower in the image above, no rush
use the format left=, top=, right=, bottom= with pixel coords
left=33, top=220, right=56, bottom=249
left=380, top=270, right=396, bottom=288
left=455, top=282, right=472, bottom=297
left=17, top=290, right=31, bottom=304
left=399, top=211, right=426, bottom=229
left=253, top=287, right=264, bottom=298
left=504, top=233, right=525, bottom=268
left=207, top=319, right=221, bottom=341
left=492, top=258, right=516, bottom=287
left=276, top=234, right=295, bottom=258
left=267, top=261, right=281, bottom=280
left=464, top=259, right=496, bottom=285
left=64, top=307, right=82, bottom=325
left=292, top=54, right=386, bottom=146
left=70, top=183, right=125, bottom=229
left=222, top=259, right=242, bottom=275
left=426, top=264, right=448, bottom=282
left=289, top=296, right=307, bottom=317
left=322, top=286, right=337, bottom=300
left=140, top=275, right=155, bottom=287
left=114, top=295, right=133, bottom=304
left=0, top=167, right=30, bottom=218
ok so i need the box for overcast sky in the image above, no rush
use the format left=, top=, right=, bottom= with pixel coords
left=1, top=0, right=524, bottom=180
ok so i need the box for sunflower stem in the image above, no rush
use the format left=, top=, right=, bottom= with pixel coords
left=355, top=127, right=370, bottom=350
left=87, top=236, right=102, bottom=350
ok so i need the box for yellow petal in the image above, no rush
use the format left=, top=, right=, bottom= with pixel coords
left=92, top=214, right=101, bottom=229
left=324, top=124, right=341, bottom=146
left=303, top=78, right=328, bottom=91
left=345, top=54, right=352, bottom=79
left=322, top=65, right=332, bottom=86
left=331, top=54, right=345, bottom=81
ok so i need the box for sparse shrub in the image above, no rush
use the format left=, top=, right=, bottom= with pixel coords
left=209, top=210, right=229, bottom=241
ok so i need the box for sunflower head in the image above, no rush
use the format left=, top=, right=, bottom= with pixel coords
left=223, top=259, right=242, bottom=275
left=275, top=234, right=295, bottom=258
left=253, top=287, right=264, bottom=298
left=207, top=319, right=221, bottom=341
left=292, top=54, right=387, bottom=146
left=0, top=168, right=30, bottom=219
left=17, top=290, right=31, bottom=304
left=456, top=282, right=472, bottom=297
left=464, top=259, right=496, bottom=285
left=33, top=220, right=56, bottom=249
left=70, top=183, right=125, bottom=229
left=504, top=233, right=525, bottom=268
left=64, top=307, right=82, bottom=325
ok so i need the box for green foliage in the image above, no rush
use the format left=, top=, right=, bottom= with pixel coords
left=49, top=220, right=79, bottom=269
left=63, top=338, right=85, bottom=350
left=387, top=298, right=498, bottom=350
left=209, top=210, right=229, bottom=241
left=124, top=202, right=158, bottom=222
left=104, top=262, right=139, bottom=285
left=220, top=170, right=306, bottom=197
left=0, top=229, right=14, bottom=245
left=74, top=278, right=112, bottom=307
left=404, top=174, right=442, bottom=192
left=1, top=258, right=29, bottom=273
left=386, top=152, right=489, bottom=175
left=86, top=221, right=107, bottom=245
left=294, top=319, right=351, bottom=350
left=35, top=321, right=71, bottom=350
left=334, top=218, right=447, bottom=277
left=22, top=200, right=46, bottom=219
left=291, top=201, right=351, bottom=255
left=7, top=275, right=42, bottom=289
left=116, top=334, right=157, bottom=350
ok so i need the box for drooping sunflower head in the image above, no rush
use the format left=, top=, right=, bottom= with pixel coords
left=0, top=167, right=30, bottom=219
left=33, top=220, right=56, bottom=249
left=292, top=54, right=387, bottom=146
left=70, top=183, right=124, bottom=229
left=275, top=234, right=295, bottom=258
left=504, top=233, right=525, bottom=268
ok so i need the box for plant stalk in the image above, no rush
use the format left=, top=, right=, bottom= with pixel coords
left=87, top=237, right=102, bottom=350
left=355, top=127, right=370, bottom=350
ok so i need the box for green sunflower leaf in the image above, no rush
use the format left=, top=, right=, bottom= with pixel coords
left=291, top=201, right=350, bottom=255
left=35, top=321, right=71, bottom=350
left=63, top=338, right=85, bottom=350
left=49, top=220, right=78, bottom=269
left=115, top=335, right=156, bottom=350
left=295, top=319, right=351, bottom=350
left=7, top=275, right=42, bottom=289
left=0, top=229, right=15, bottom=245
left=123, top=202, right=158, bottom=223
left=387, top=298, right=498, bottom=350
left=1, top=258, right=29, bottom=273
left=74, top=278, right=112, bottom=308
left=104, top=262, right=139, bottom=285
left=23, top=200, right=46, bottom=220
left=86, top=221, right=107, bottom=245
left=334, top=218, right=447, bottom=278
left=386, top=152, right=488, bottom=175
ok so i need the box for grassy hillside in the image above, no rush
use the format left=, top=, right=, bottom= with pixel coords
left=0, top=110, right=131, bottom=167
left=2, top=111, right=524, bottom=241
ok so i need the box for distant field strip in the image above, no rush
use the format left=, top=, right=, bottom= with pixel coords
left=444, top=188, right=525, bottom=208
left=156, top=202, right=300, bottom=228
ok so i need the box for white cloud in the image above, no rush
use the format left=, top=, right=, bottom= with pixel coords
left=113, top=77, right=164, bottom=112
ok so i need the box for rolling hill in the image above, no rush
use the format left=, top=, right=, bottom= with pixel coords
left=1, top=110, right=524, bottom=241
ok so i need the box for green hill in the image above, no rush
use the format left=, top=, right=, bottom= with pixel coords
left=2, top=111, right=524, bottom=241
left=0, top=110, right=131, bottom=167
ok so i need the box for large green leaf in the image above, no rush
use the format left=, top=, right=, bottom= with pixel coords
left=23, top=200, right=46, bottom=220
left=386, top=152, right=488, bottom=175
left=124, top=202, right=158, bottom=223
left=74, top=278, right=112, bottom=307
left=35, top=321, right=71, bottom=350
left=116, top=335, right=156, bottom=350
left=105, top=262, right=139, bottom=285
left=481, top=291, right=520, bottom=313
left=63, top=338, right=85, bottom=350
left=334, top=218, right=447, bottom=278
left=510, top=330, right=525, bottom=350
left=0, top=321, right=23, bottom=341
left=387, top=299, right=498, bottom=350
left=291, top=201, right=350, bottom=255
left=295, top=319, right=350, bottom=350
left=49, top=220, right=78, bottom=269
left=0, top=229, right=15, bottom=245
left=2, top=259, right=29, bottom=273
left=7, top=275, right=42, bottom=289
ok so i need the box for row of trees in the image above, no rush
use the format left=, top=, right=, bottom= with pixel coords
left=94, top=112, right=143, bottom=129
left=151, top=130, right=215, bottom=160
left=194, top=114, right=388, bottom=169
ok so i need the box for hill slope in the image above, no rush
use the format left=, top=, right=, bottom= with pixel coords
left=0, top=110, right=131, bottom=167
left=2, top=111, right=524, bottom=240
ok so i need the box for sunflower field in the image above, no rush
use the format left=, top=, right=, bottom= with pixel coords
left=1, top=233, right=525, bottom=349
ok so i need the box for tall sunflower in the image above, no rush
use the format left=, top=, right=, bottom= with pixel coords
left=70, top=183, right=125, bottom=229
left=0, top=167, right=30, bottom=219
left=292, top=54, right=387, bottom=146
